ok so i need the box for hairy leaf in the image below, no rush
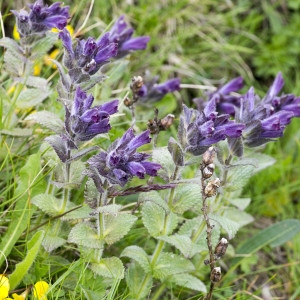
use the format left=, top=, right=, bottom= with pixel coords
left=68, top=222, right=103, bottom=249
left=210, top=213, right=240, bottom=239
left=14, top=76, right=49, bottom=90
left=31, top=32, right=58, bottom=58
left=141, top=202, right=178, bottom=237
left=152, top=147, right=175, bottom=182
left=42, top=235, right=66, bottom=252
left=168, top=137, right=184, bottom=166
left=1, top=128, right=32, bottom=136
left=168, top=273, right=207, bottom=292
left=104, top=214, right=137, bottom=245
left=223, top=208, right=254, bottom=227
left=90, top=257, right=124, bottom=279
left=121, top=246, right=151, bottom=273
left=153, top=252, right=195, bottom=280
left=25, top=111, right=64, bottom=134
left=16, top=88, right=51, bottom=109
left=138, top=190, right=169, bottom=212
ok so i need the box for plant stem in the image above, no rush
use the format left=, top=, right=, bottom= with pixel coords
left=60, top=150, right=71, bottom=213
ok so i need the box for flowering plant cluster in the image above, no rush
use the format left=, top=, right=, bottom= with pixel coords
left=1, top=1, right=300, bottom=300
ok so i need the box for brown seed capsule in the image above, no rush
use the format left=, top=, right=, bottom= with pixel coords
left=202, top=163, right=215, bottom=179
left=159, top=114, right=175, bottom=131
left=214, top=238, right=228, bottom=259
left=204, top=178, right=220, bottom=197
left=202, top=146, right=216, bottom=165
left=124, top=97, right=133, bottom=107
left=210, top=267, right=221, bottom=283
left=130, top=76, right=144, bottom=94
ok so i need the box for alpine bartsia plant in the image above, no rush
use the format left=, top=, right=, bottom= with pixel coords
left=109, top=15, right=150, bottom=58
left=12, top=0, right=69, bottom=37
left=87, top=128, right=161, bottom=187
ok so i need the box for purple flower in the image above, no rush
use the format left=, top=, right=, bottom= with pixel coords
left=87, top=128, right=161, bottom=186
left=137, top=75, right=181, bottom=104
left=59, top=29, right=118, bottom=75
left=181, top=100, right=245, bottom=155
left=109, top=15, right=150, bottom=58
left=194, top=77, right=244, bottom=116
left=70, top=87, right=118, bottom=141
left=12, top=0, right=69, bottom=36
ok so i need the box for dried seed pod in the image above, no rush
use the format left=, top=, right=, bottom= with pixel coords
left=210, top=267, right=221, bottom=283
left=214, top=237, right=228, bottom=259
left=202, top=163, right=215, bottom=179
left=202, top=146, right=216, bottom=165
left=204, top=178, right=220, bottom=197
left=130, top=76, right=144, bottom=94
left=159, top=114, right=175, bottom=130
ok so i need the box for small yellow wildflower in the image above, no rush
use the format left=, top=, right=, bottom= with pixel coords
left=0, top=275, right=10, bottom=300
left=33, top=281, right=49, bottom=300
left=44, top=49, right=60, bottom=68
left=51, top=25, right=74, bottom=36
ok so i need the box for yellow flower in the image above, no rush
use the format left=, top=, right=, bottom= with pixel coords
left=0, top=275, right=10, bottom=300
left=33, top=281, right=49, bottom=300
left=51, top=25, right=74, bottom=36
left=33, top=64, right=42, bottom=76
left=13, top=25, right=20, bottom=40
left=44, top=49, right=60, bottom=69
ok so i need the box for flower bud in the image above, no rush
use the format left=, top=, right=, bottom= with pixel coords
left=214, top=238, right=228, bottom=259
left=124, top=97, right=133, bottom=107
left=204, top=178, right=220, bottom=197
left=159, top=114, right=175, bottom=130
left=210, top=267, right=221, bottom=283
left=202, top=146, right=216, bottom=165
left=202, top=163, right=215, bottom=179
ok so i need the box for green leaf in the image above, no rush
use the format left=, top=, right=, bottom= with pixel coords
left=15, top=76, right=49, bottom=90
left=90, top=257, right=124, bottom=279
left=16, top=88, right=51, bottom=109
left=104, top=213, right=137, bottom=245
left=210, top=213, right=240, bottom=239
left=126, top=262, right=152, bottom=299
left=68, top=222, right=103, bottom=249
left=168, top=273, right=207, bottom=292
left=25, top=111, right=65, bottom=134
left=231, top=219, right=300, bottom=269
left=0, top=153, right=46, bottom=267
left=121, top=246, right=151, bottom=273
left=4, top=49, right=26, bottom=76
left=178, top=216, right=203, bottom=236
left=229, top=198, right=251, bottom=210
left=94, top=204, right=122, bottom=215
left=9, top=231, right=45, bottom=289
left=168, top=137, right=184, bottom=166
left=158, top=235, right=204, bottom=258
left=0, top=128, right=32, bottom=136
left=31, top=31, right=58, bottom=58
left=223, top=208, right=254, bottom=228
left=173, top=183, right=201, bottom=214
left=153, top=252, right=195, bottom=280
left=226, top=164, right=255, bottom=192
left=31, top=194, right=64, bottom=216
left=141, top=202, right=178, bottom=237
left=62, top=205, right=93, bottom=220
left=42, top=235, right=66, bottom=252
left=138, top=190, right=169, bottom=212
left=152, top=147, right=175, bottom=182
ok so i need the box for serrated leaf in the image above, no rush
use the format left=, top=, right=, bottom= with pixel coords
left=90, top=257, right=124, bottom=279
left=31, top=194, right=67, bottom=216
left=223, top=208, right=254, bottom=227
left=61, top=205, right=92, bottom=220
left=229, top=198, right=251, bottom=210
left=126, top=263, right=152, bottom=299
left=93, top=204, right=122, bottom=215
left=69, top=160, right=86, bottom=185
left=168, top=273, right=206, bottom=292
left=9, top=231, right=45, bottom=289
left=158, top=235, right=203, bottom=258
left=68, top=222, right=103, bottom=249
left=168, top=137, right=184, bottom=166
left=16, top=88, right=51, bottom=109
left=141, top=202, right=178, bottom=237
left=4, top=48, right=26, bottom=76
left=42, top=235, right=66, bottom=252
left=80, top=74, right=107, bottom=91
left=173, top=183, right=201, bottom=214
left=153, top=252, right=195, bottom=280
left=138, top=190, right=169, bottom=212
left=45, top=135, right=68, bottom=162
left=51, top=59, right=71, bottom=93
left=104, top=213, right=137, bottom=245
left=226, top=164, right=255, bottom=192
left=152, top=147, right=175, bottom=182
left=67, top=146, right=99, bottom=162
left=0, top=37, right=23, bottom=53
left=14, top=76, right=49, bottom=90
left=210, top=213, right=240, bottom=239
left=121, top=246, right=151, bottom=273
left=31, top=32, right=58, bottom=58
left=26, top=111, right=64, bottom=133
left=1, top=128, right=32, bottom=136
left=178, top=216, right=204, bottom=236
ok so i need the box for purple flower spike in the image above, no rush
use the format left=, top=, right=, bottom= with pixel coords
left=70, top=87, right=118, bottom=141
left=264, top=72, right=284, bottom=103
left=59, top=28, right=73, bottom=56
left=109, top=15, right=150, bottom=58
left=137, top=75, right=181, bottom=104
left=87, top=128, right=161, bottom=186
